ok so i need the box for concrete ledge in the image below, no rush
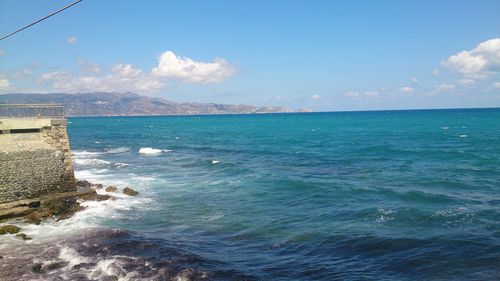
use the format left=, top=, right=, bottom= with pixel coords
left=0, top=118, right=52, bottom=130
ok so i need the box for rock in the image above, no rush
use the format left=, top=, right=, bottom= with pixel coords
left=76, top=180, right=92, bottom=189
left=31, top=263, right=44, bottom=274
left=44, top=261, right=68, bottom=271
left=25, top=196, right=84, bottom=223
left=105, top=186, right=118, bottom=192
left=44, top=197, right=84, bottom=220
left=78, top=190, right=111, bottom=202
left=25, top=208, right=53, bottom=225
left=28, top=201, right=41, bottom=208
left=0, top=206, right=32, bottom=220
left=0, top=225, right=20, bottom=235
left=15, top=233, right=32, bottom=240
left=76, top=180, right=93, bottom=193
left=94, top=183, right=104, bottom=189
left=0, top=255, right=3, bottom=259
left=123, top=187, right=139, bottom=196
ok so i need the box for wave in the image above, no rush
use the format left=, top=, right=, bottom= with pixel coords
left=72, top=150, right=104, bottom=158
left=106, top=147, right=130, bottom=154
left=138, top=147, right=172, bottom=154
left=0, top=229, right=255, bottom=281
left=73, top=158, right=111, bottom=166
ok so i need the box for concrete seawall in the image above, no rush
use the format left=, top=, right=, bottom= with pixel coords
left=0, top=116, right=76, bottom=204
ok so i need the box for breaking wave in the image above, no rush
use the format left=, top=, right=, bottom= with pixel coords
left=138, top=147, right=172, bottom=154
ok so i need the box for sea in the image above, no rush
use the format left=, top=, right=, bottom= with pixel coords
left=1, top=109, right=499, bottom=280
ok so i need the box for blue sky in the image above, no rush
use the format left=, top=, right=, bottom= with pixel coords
left=1, top=0, right=499, bottom=111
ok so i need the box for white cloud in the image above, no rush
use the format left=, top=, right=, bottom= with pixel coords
left=39, top=71, right=70, bottom=81
left=152, top=51, right=235, bottom=83
left=0, top=78, right=10, bottom=91
left=39, top=64, right=164, bottom=93
left=111, top=64, right=142, bottom=78
left=436, top=83, right=455, bottom=91
left=0, top=49, right=4, bottom=56
left=493, top=82, right=500, bottom=88
left=78, top=60, right=101, bottom=74
left=443, top=38, right=500, bottom=74
left=24, top=51, right=236, bottom=93
left=363, top=91, right=379, bottom=97
left=399, top=86, right=414, bottom=93
left=311, top=94, right=321, bottom=100
left=345, top=91, right=379, bottom=98
left=411, top=77, right=419, bottom=83
left=67, top=36, right=78, bottom=44
left=432, top=68, right=440, bottom=77
left=458, top=79, right=475, bottom=86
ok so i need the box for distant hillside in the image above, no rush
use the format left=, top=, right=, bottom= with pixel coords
left=0, top=92, right=291, bottom=117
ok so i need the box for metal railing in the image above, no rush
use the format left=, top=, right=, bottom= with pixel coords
left=0, top=104, right=64, bottom=118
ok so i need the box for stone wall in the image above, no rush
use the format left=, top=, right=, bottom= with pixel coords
left=0, top=118, right=76, bottom=204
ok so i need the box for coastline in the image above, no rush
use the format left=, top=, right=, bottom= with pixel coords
left=0, top=176, right=251, bottom=281
left=0, top=180, right=154, bottom=280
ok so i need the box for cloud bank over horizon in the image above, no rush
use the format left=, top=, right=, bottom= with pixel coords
left=1, top=38, right=499, bottom=110
left=1, top=51, right=236, bottom=94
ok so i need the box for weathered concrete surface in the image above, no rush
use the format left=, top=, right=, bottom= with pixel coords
left=0, top=118, right=76, bottom=204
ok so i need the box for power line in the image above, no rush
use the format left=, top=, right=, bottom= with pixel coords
left=0, top=0, right=83, bottom=41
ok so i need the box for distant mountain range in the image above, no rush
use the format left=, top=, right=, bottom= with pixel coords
left=0, top=92, right=292, bottom=117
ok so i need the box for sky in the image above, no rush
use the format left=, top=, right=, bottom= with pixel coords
left=0, top=0, right=499, bottom=111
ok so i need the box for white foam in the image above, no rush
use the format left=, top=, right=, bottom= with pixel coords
left=13, top=190, right=154, bottom=242
left=74, top=158, right=111, bottom=166
left=441, top=126, right=449, bottom=130
left=376, top=208, right=394, bottom=223
left=106, top=147, right=130, bottom=154
left=59, top=246, right=91, bottom=266
left=138, top=147, right=172, bottom=154
left=459, top=134, right=468, bottom=138
left=72, top=150, right=104, bottom=158
left=211, top=160, right=220, bottom=164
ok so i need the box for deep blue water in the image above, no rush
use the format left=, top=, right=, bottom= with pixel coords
left=67, top=109, right=500, bottom=280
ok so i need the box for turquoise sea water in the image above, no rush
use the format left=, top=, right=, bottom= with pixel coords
left=65, top=109, right=499, bottom=280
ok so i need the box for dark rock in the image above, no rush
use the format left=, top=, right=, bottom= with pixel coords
left=73, top=263, right=83, bottom=270
left=28, top=201, right=41, bottom=208
left=45, top=261, right=68, bottom=271
left=79, top=190, right=111, bottom=202
left=45, top=197, right=84, bottom=220
left=0, top=255, right=3, bottom=259
left=76, top=180, right=92, bottom=189
left=15, top=233, right=32, bottom=240
left=0, top=225, right=20, bottom=235
left=76, top=180, right=93, bottom=193
left=94, top=183, right=104, bottom=189
left=105, top=186, right=118, bottom=192
left=123, top=187, right=139, bottom=196
left=31, top=263, right=44, bottom=273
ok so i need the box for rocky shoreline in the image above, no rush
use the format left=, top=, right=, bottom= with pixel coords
left=0, top=180, right=139, bottom=242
